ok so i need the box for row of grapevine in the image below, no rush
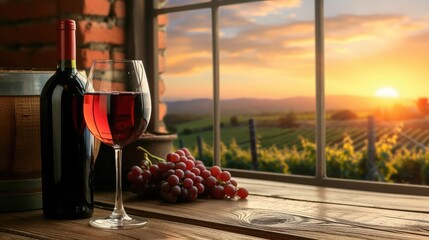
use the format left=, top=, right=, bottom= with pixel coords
left=177, top=124, right=429, bottom=156
left=185, top=128, right=429, bottom=185
left=176, top=115, right=429, bottom=153
left=252, top=126, right=429, bottom=151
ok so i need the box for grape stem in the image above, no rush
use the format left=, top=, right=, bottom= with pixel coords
left=137, top=147, right=166, bottom=163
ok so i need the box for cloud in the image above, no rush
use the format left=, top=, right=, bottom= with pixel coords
left=224, top=0, right=302, bottom=17
left=164, top=8, right=429, bottom=95
left=163, top=38, right=212, bottom=75
left=166, top=20, right=315, bottom=75
left=164, top=1, right=308, bottom=76
left=326, top=14, right=406, bottom=43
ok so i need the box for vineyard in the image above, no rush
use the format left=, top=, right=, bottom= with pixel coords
left=168, top=116, right=429, bottom=185
left=176, top=123, right=429, bottom=151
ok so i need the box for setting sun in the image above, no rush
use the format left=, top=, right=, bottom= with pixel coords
left=375, top=87, right=399, bottom=98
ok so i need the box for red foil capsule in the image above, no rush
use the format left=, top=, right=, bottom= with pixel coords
left=57, top=19, right=76, bottom=61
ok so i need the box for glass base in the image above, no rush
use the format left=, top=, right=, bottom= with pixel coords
left=89, top=214, right=147, bottom=229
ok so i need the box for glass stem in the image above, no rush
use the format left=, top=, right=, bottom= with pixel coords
left=113, top=147, right=126, bottom=219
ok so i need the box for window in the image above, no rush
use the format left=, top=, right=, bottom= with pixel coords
left=323, top=0, right=429, bottom=193
left=146, top=0, right=429, bottom=196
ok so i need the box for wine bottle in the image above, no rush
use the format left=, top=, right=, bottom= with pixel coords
left=40, top=19, right=94, bottom=219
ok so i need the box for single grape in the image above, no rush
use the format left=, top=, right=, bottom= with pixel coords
left=178, top=187, right=189, bottom=201
left=127, top=170, right=140, bottom=183
left=195, top=164, right=206, bottom=172
left=142, top=170, right=152, bottom=180
left=175, top=162, right=187, bottom=171
left=204, top=176, right=217, bottom=188
left=130, top=165, right=143, bottom=174
left=170, top=185, right=181, bottom=196
left=175, top=149, right=186, bottom=157
left=182, top=178, right=194, bottom=189
left=184, top=160, right=194, bottom=170
left=189, top=186, right=198, bottom=196
left=163, top=169, right=175, bottom=178
left=149, top=165, right=160, bottom=178
left=158, top=162, right=169, bottom=172
left=230, top=178, right=238, bottom=187
left=218, top=171, right=231, bottom=182
left=194, top=176, right=204, bottom=184
left=167, top=162, right=176, bottom=170
left=179, top=156, right=188, bottom=163
left=195, top=183, right=205, bottom=194
left=161, top=181, right=171, bottom=193
left=211, top=185, right=225, bottom=199
left=210, top=166, right=222, bottom=177
left=174, top=169, right=185, bottom=179
left=191, top=167, right=201, bottom=176
left=181, top=147, right=191, bottom=156
left=237, top=187, right=249, bottom=199
left=224, top=184, right=236, bottom=197
left=134, top=175, right=144, bottom=185
left=167, top=174, right=180, bottom=186
left=167, top=152, right=180, bottom=163
left=201, top=170, right=211, bottom=179
left=184, top=171, right=196, bottom=181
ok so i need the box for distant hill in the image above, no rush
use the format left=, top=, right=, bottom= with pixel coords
left=165, top=95, right=413, bottom=115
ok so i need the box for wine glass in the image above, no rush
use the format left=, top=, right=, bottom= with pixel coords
left=83, top=59, right=151, bottom=229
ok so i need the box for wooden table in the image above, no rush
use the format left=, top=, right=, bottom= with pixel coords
left=1, top=178, right=429, bottom=239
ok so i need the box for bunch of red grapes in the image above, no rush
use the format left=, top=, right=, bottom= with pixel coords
left=127, top=147, right=249, bottom=203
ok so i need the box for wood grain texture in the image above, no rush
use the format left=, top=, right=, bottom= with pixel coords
left=94, top=178, right=429, bottom=240
left=0, top=232, right=33, bottom=240
left=0, top=209, right=265, bottom=240
left=238, top=178, right=429, bottom=213
left=2, top=178, right=428, bottom=240
left=0, top=96, right=41, bottom=179
left=0, top=97, right=14, bottom=177
left=13, top=96, right=40, bottom=177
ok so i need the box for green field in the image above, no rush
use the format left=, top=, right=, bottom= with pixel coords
left=170, top=113, right=426, bottom=147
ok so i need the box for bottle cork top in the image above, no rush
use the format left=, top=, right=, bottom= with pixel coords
left=58, top=19, right=76, bottom=30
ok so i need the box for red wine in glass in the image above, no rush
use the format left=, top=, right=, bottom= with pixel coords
left=83, top=92, right=149, bottom=147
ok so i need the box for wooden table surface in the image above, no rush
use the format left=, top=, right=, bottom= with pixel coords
left=1, top=178, right=429, bottom=240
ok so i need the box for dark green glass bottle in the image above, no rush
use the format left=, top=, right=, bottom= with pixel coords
left=40, top=19, right=94, bottom=219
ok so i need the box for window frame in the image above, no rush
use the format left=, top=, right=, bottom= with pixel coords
left=148, top=0, right=429, bottom=196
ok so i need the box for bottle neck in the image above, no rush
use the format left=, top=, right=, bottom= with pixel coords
left=57, top=60, right=77, bottom=71
left=57, top=20, right=77, bottom=72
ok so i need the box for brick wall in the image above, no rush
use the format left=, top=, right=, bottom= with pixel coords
left=0, top=0, right=168, bottom=132
left=157, top=13, right=168, bottom=133
left=0, top=0, right=126, bottom=70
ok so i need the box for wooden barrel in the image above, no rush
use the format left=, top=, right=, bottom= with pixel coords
left=0, top=70, right=51, bottom=212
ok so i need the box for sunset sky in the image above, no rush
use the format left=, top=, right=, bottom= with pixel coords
left=161, top=0, right=429, bottom=103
